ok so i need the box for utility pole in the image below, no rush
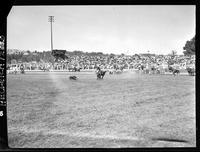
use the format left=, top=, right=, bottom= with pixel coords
left=48, top=16, right=54, bottom=51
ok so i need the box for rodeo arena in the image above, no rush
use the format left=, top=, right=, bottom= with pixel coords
left=7, top=48, right=196, bottom=148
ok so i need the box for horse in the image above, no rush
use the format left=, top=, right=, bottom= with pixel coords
left=69, top=76, right=78, bottom=80
left=168, top=66, right=180, bottom=76
left=97, top=70, right=107, bottom=79
left=172, top=69, right=180, bottom=76
left=96, top=68, right=107, bottom=79
left=186, top=67, right=195, bottom=76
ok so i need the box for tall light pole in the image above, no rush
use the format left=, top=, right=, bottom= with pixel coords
left=48, top=16, right=54, bottom=51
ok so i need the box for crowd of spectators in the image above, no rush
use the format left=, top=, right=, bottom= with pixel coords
left=7, top=53, right=195, bottom=72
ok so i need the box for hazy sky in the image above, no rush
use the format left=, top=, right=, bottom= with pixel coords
left=7, top=5, right=195, bottom=55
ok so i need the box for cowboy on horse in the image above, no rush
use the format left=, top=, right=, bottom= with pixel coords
left=96, top=66, right=107, bottom=79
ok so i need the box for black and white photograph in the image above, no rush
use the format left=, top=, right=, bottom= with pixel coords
left=6, top=5, right=195, bottom=148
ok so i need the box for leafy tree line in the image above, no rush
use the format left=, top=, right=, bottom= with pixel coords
left=183, top=36, right=195, bottom=56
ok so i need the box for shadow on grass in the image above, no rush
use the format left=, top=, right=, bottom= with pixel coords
left=151, top=137, right=188, bottom=143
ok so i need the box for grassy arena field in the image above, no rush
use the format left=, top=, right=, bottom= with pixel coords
left=7, top=71, right=195, bottom=148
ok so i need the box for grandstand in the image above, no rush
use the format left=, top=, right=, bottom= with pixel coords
left=7, top=50, right=195, bottom=75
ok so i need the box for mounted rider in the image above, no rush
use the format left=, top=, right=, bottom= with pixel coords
left=95, top=66, right=106, bottom=79
left=20, top=64, right=25, bottom=74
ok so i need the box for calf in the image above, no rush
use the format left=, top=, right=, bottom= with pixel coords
left=69, top=76, right=78, bottom=80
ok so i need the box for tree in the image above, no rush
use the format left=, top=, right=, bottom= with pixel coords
left=183, top=36, right=195, bottom=56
